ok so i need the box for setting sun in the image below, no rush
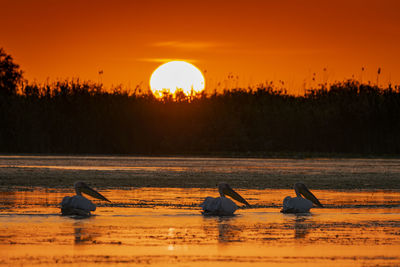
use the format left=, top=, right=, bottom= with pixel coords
left=149, top=61, right=205, bottom=98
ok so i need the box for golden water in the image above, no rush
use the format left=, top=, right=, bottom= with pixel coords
left=1, top=188, right=399, bottom=266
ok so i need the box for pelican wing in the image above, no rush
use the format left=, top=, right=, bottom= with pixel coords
left=281, top=196, right=314, bottom=213
left=61, top=195, right=96, bottom=216
left=200, top=197, right=238, bottom=216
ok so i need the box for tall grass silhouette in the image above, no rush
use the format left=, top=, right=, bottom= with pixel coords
left=1, top=48, right=399, bottom=155
left=0, top=79, right=399, bottom=155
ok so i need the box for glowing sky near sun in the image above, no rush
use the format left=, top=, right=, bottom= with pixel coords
left=1, top=0, right=400, bottom=94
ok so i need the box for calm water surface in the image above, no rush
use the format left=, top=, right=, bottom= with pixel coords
left=0, top=156, right=399, bottom=266
left=1, top=188, right=400, bottom=266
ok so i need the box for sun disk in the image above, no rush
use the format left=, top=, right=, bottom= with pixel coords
left=150, top=61, right=205, bottom=98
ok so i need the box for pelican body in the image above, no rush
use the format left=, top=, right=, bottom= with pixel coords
left=61, top=181, right=110, bottom=216
left=200, top=183, right=250, bottom=216
left=281, top=183, right=323, bottom=213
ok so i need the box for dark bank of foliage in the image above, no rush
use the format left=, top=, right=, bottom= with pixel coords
left=1, top=48, right=400, bottom=155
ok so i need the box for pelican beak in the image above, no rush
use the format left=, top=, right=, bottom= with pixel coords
left=80, top=184, right=111, bottom=202
left=223, top=186, right=251, bottom=207
left=299, top=186, right=323, bottom=208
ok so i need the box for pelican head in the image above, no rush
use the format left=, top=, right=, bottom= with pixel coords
left=218, top=182, right=251, bottom=207
left=74, top=181, right=111, bottom=202
left=294, top=182, right=323, bottom=207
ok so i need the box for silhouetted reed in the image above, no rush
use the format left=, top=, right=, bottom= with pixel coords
left=1, top=78, right=399, bottom=155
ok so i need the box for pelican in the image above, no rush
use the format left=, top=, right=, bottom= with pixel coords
left=200, top=182, right=250, bottom=216
left=281, top=182, right=323, bottom=213
left=60, top=181, right=110, bottom=216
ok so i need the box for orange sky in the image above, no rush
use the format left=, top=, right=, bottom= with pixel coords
left=1, top=0, right=400, bottom=94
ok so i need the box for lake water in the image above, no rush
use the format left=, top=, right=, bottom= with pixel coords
left=0, top=156, right=400, bottom=266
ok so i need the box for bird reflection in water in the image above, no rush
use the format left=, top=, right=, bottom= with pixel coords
left=73, top=221, right=98, bottom=245
left=217, top=217, right=243, bottom=243
left=293, top=214, right=315, bottom=239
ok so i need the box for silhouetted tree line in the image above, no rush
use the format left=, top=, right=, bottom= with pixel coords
left=1, top=48, right=400, bottom=155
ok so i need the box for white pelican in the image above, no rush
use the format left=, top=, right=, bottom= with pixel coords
left=60, top=181, right=110, bottom=216
left=281, top=182, right=323, bottom=213
left=200, top=182, right=250, bottom=216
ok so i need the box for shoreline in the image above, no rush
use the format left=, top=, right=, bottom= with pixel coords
left=1, top=169, right=399, bottom=190
left=1, top=155, right=399, bottom=190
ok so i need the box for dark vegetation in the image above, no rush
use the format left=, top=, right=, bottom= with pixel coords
left=1, top=48, right=400, bottom=155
